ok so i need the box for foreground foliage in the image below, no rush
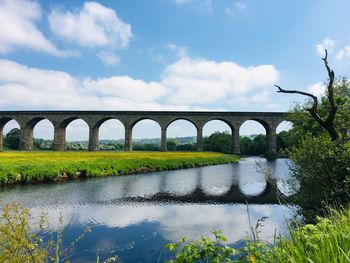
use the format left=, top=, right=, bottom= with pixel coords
left=285, top=78, right=350, bottom=220
left=288, top=135, right=350, bottom=216
left=4, top=201, right=350, bottom=263
left=277, top=53, right=350, bottom=220
left=0, top=151, right=238, bottom=185
left=165, top=207, right=350, bottom=263
left=0, top=202, right=117, bottom=263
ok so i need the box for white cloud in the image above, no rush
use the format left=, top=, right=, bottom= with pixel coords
left=0, top=0, right=71, bottom=57
left=226, top=1, right=247, bottom=15
left=232, top=90, right=272, bottom=107
left=336, top=45, right=350, bottom=60
left=83, top=76, right=167, bottom=102
left=161, top=57, right=278, bottom=105
left=168, top=43, right=188, bottom=58
left=0, top=59, right=187, bottom=111
left=49, top=1, right=132, bottom=49
left=0, top=53, right=278, bottom=111
left=308, top=82, right=326, bottom=97
left=265, top=103, right=282, bottom=109
left=97, top=51, right=120, bottom=66
left=234, top=2, right=247, bottom=11
left=316, top=38, right=335, bottom=56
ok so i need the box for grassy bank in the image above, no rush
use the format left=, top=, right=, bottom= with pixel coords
left=166, top=206, right=350, bottom=262
left=270, top=207, right=350, bottom=263
left=0, top=151, right=239, bottom=185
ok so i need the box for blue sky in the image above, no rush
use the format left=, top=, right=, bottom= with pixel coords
left=1, top=0, right=350, bottom=139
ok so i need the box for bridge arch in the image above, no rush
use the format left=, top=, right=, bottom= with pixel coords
left=65, top=119, right=89, bottom=151
left=97, top=118, right=125, bottom=151
left=57, top=116, right=89, bottom=129
left=239, top=119, right=269, bottom=156
left=203, top=119, right=234, bottom=153
left=123, top=117, right=162, bottom=151
left=203, top=118, right=234, bottom=131
left=130, top=117, right=161, bottom=129
left=240, top=118, right=271, bottom=130
left=21, top=117, right=53, bottom=130
left=87, top=117, right=125, bottom=151
left=51, top=117, right=90, bottom=151
left=238, top=116, right=289, bottom=155
left=165, top=117, right=199, bottom=130
left=12, top=117, right=56, bottom=151
left=276, top=121, right=294, bottom=153
left=0, top=117, right=21, bottom=151
left=276, top=120, right=293, bottom=133
left=32, top=119, right=54, bottom=150
left=166, top=118, right=199, bottom=152
left=131, top=119, right=161, bottom=151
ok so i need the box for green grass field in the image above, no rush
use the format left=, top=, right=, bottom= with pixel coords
left=0, top=151, right=239, bottom=185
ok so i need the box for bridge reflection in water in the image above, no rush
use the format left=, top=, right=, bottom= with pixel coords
left=0, top=158, right=294, bottom=262
left=105, top=167, right=286, bottom=206
left=0, top=159, right=291, bottom=208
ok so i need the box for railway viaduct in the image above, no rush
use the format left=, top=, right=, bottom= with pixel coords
left=0, top=111, right=287, bottom=155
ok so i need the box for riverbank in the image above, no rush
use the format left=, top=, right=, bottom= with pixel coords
left=0, top=151, right=239, bottom=185
left=166, top=206, right=350, bottom=262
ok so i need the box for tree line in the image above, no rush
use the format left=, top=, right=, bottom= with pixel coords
left=2, top=128, right=297, bottom=155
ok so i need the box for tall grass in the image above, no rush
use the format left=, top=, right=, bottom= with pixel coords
left=271, top=207, right=350, bottom=263
left=0, top=151, right=239, bottom=185
left=165, top=206, right=350, bottom=262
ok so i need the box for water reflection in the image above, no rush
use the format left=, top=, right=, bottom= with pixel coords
left=200, top=165, right=235, bottom=196
left=0, top=157, right=296, bottom=263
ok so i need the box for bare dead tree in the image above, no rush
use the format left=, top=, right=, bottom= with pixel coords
left=275, top=49, right=339, bottom=141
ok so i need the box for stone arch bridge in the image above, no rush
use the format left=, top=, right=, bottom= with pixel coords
left=0, top=111, right=287, bottom=154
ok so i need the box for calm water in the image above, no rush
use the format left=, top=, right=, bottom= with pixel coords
left=0, top=157, right=296, bottom=262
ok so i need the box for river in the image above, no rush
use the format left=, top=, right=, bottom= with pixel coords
left=0, top=157, right=297, bottom=262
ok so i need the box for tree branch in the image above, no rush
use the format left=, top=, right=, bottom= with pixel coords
left=322, top=49, right=337, bottom=125
left=275, top=85, right=319, bottom=111
left=275, top=49, right=339, bottom=141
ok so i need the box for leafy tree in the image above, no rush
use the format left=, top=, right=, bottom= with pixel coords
left=201, top=131, right=297, bottom=156
left=167, top=139, right=178, bottom=151
left=204, top=131, right=232, bottom=154
left=239, top=136, right=252, bottom=155
left=133, top=143, right=160, bottom=151
left=285, top=80, right=350, bottom=219
left=277, top=130, right=298, bottom=153
left=4, top=128, right=20, bottom=150
left=33, top=138, right=53, bottom=150
left=176, top=143, right=196, bottom=151
left=276, top=51, right=350, bottom=220
left=249, top=134, right=267, bottom=155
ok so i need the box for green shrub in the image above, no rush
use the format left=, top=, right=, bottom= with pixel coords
left=165, top=207, right=350, bottom=263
